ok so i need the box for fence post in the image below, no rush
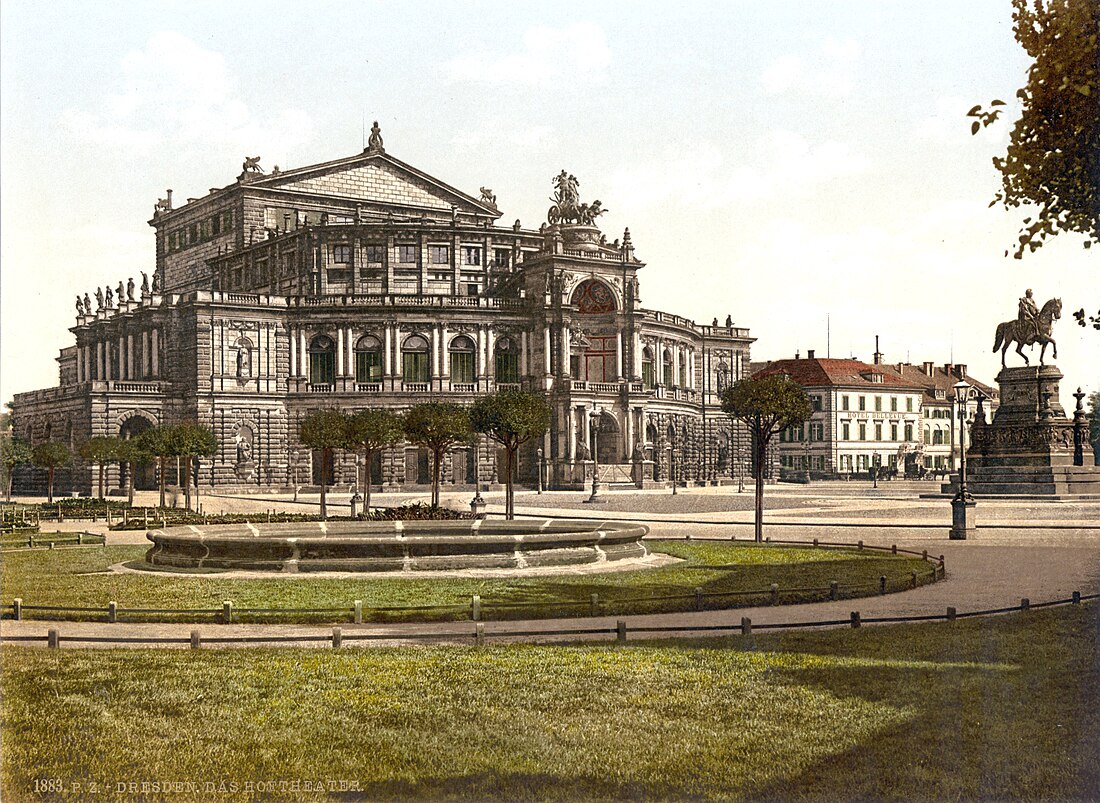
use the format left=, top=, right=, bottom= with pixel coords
left=911, top=570, right=918, bottom=589
left=616, top=620, right=627, bottom=643
left=12, top=598, right=21, bottom=621
left=471, top=595, right=481, bottom=622
left=922, top=549, right=928, bottom=561
left=48, top=542, right=55, bottom=550
left=879, top=576, right=887, bottom=595
left=830, top=581, right=838, bottom=601
left=57, top=503, right=63, bottom=523
left=590, top=593, right=600, bottom=617
left=947, top=606, right=956, bottom=621
left=765, top=536, right=771, bottom=544
left=107, top=601, right=117, bottom=624
left=1072, top=591, right=1081, bottom=605
left=858, top=540, right=864, bottom=550
left=812, top=538, right=818, bottom=548
left=222, top=600, right=233, bottom=624
left=332, top=627, right=342, bottom=649
left=353, top=600, right=363, bottom=624
left=741, top=616, right=752, bottom=636
left=891, top=544, right=897, bottom=555
left=48, top=629, right=59, bottom=649
left=694, top=587, right=703, bottom=611
left=770, top=583, right=779, bottom=605
left=850, top=611, right=861, bottom=628
left=1020, top=598, right=1030, bottom=611
left=475, top=622, right=485, bottom=646
left=190, top=630, right=201, bottom=649
left=76, top=533, right=82, bottom=545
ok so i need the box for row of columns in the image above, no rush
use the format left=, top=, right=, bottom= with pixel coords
left=564, top=403, right=645, bottom=462
left=78, top=329, right=160, bottom=383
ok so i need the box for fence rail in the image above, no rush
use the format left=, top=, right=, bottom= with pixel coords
left=4, top=593, right=1095, bottom=650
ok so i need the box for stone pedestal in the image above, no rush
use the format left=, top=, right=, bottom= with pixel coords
left=949, top=494, right=975, bottom=539
left=942, top=365, right=1099, bottom=498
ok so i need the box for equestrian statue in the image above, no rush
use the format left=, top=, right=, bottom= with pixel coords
left=992, top=289, right=1061, bottom=367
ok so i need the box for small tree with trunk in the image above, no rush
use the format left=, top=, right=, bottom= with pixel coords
left=1, top=437, right=32, bottom=501
left=136, top=426, right=177, bottom=509
left=172, top=423, right=217, bottom=511
left=31, top=441, right=72, bottom=503
left=720, top=375, right=811, bottom=542
left=299, top=410, right=348, bottom=520
left=115, top=437, right=146, bottom=506
left=344, top=408, right=404, bottom=514
left=403, top=402, right=474, bottom=508
left=470, top=390, right=551, bottom=520
left=79, top=436, right=121, bottom=500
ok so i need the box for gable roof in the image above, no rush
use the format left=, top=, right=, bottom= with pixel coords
left=890, top=363, right=998, bottom=406
left=752, top=358, right=926, bottom=391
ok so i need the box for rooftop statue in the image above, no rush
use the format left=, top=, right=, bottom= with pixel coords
left=95, top=287, right=104, bottom=311
left=548, top=171, right=583, bottom=225
left=479, top=187, right=497, bottom=207
left=83, top=293, right=91, bottom=315
left=367, top=121, right=384, bottom=153
left=126, top=277, right=135, bottom=302
left=141, top=272, right=149, bottom=297
left=75, top=296, right=85, bottom=317
left=105, top=287, right=114, bottom=309
left=993, top=290, right=1062, bottom=367
left=241, top=156, right=264, bottom=174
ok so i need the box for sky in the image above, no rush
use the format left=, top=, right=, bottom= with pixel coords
left=2, top=0, right=1097, bottom=406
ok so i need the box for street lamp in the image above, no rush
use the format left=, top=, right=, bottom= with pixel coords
left=585, top=408, right=606, bottom=504
left=949, top=380, right=980, bottom=540
left=536, top=447, right=544, bottom=494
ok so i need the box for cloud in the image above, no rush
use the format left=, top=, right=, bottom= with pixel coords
left=444, top=22, right=610, bottom=86
left=451, top=124, right=555, bottom=151
left=59, top=32, right=314, bottom=152
left=761, top=36, right=861, bottom=98
left=611, top=131, right=870, bottom=212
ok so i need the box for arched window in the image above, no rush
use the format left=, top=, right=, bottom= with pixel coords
left=641, top=347, right=655, bottom=389
left=354, top=335, right=383, bottom=383
left=449, top=335, right=476, bottom=384
left=494, top=336, right=519, bottom=384
left=924, top=426, right=931, bottom=445
left=402, top=334, right=430, bottom=383
left=570, top=279, right=617, bottom=313
left=308, top=335, right=336, bottom=387
left=661, top=349, right=673, bottom=387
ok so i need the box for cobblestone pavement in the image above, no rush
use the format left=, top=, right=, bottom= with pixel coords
left=4, top=484, right=1098, bottom=648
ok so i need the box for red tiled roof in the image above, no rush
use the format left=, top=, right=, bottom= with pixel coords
left=752, top=358, right=926, bottom=390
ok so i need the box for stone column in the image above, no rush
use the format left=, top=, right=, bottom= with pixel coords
left=441, top=325, right=451, bottom=379
left=543, top=326, right=551, bottom=378
left=336, top=328, right=346, bottom=377
left=151, top=329, right=160, bottom=377
left=127, top=334, right=135, bottom=380
left=392, top=323, right=402, bottom=380
left=118, top=335, right=126, bottom=380
left=345, top=327, right=354, bottom=376
left=486, top=327, right=497, bottom=382
left=97, top=341, right=104, bottom=380
left=568, top=407, right=577, bottom=461
left=672, top=345, right=680, bottom=387
left=615, top=326, right=624, bottom=381
left=299, top=329, right=308, bottom=377
left=432, top=326, right=441, bottom=379
left=520, top=330, right=529, bottom=377
left=562, top=326, right=572, bottom=378
left=288, top=327, right=297, bottom=378
left=476, top=326, right=486, bottom=379
left=142, top=331, right=150, bottom=377
left=383, top=324, right=393, bottom=377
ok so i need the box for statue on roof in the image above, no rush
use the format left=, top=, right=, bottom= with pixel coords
left=117, top=281, right=126, bottom=303
left=105, top=287, right=114, bottom=308
left=479, top=187, right=497, bottom=207
left=141, top=272, right=149, bottom=297
left=83, top=293, right=91, bottom=314
left=127, top=277, right=135, bottom=302
left=75, top=296, right=85, bottom=317
left=367, top=121, right=384, bottom=153
left=95, top=287, right=104, bottom=311
left=151, top=272, right=161, bottom=293
left=241, top=156, right=264, bottom=174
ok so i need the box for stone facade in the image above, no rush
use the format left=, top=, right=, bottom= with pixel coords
left=12, top=140, right=756, bottom=496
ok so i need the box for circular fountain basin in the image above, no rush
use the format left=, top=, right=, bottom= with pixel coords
left=144, top=519, right=650, bottom=573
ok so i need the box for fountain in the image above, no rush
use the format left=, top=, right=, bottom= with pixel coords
left=144, top=519, right=650, bottom=573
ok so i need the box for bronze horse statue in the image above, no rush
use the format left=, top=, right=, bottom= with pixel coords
left=992, top=297, right=1061, bottom=367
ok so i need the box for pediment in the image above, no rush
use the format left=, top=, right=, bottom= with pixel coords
left=250, top=152, right=497, bottom=216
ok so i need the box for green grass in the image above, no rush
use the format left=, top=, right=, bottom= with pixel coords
left=0, top=541, right=933, bottom=623
left=2, top=604, right=1096, bottom=801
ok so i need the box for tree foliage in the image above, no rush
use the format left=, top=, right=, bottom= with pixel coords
left=344, top=408, right=404, bottom=511
left=31, top=441, right=72, bottom=503
left=403, top=403, right=474, bottom=508
left=973, top=0, right=1100, bottom=258
left=720, top=376, right=811, bottom=542
left=299, top=410, right=349, bottom=519
left=135, top=426, right=177, bottom=509
left=171, top=423, right=217, bottom=511
left=1, top=436, right=32, bottom=501
left=470, top=390, right=551, bottom=520
left=79, top=436, right=121, bottom=500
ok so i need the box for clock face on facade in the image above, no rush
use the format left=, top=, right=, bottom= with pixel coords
left=572, top=279, right=616, bottom=314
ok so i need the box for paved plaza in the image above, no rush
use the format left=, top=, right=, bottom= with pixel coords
left=3, top=482, right=1098, bottom=648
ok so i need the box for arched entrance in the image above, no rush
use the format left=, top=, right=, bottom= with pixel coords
left=119, top=415, right=156, bottom=490
left=595, top=411, right=621, bottom=464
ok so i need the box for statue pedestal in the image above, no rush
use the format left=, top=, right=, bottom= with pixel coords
left=942, top=364, right=1099, bottom=497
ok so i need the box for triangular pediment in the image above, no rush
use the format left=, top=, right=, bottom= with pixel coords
left=248, top=151, right=498, bottom=216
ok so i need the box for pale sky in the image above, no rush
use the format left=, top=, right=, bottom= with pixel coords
left=2, top=0, right=1097, bottom=405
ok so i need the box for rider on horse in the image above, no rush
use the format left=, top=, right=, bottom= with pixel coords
left=1018, top=289, right=1039, bottom=342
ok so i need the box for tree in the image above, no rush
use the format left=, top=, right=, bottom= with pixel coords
left=1, top=437, right=32, bottom=501
left=136, top=426, right=177, bottom=509
left=403, top=402, right=474, bottom=508
left=172, top=423, right=217, bottom=511
left=115, top=437, right=147, bottom=507
left=31, top=441, right=72, bottom=504
left=720, top=376, right=811, bottom=543
left=344, top=409, right=404, bottom=514
left=79, top=436, right=121, bottom=500
left=299, top=410, right=348, bottom=519
left=470, top=390, right=551, bottom=520
left=971, top=0, right=1099, bottom=258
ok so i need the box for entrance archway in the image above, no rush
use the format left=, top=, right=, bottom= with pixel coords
left=595, top=411, right=621, bottom=464
left=119, top=415, right=156, bottom=490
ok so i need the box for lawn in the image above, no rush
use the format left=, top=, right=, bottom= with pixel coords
left=1, top=541, right=934, bottom=623
left=1, top=603, right=1095, bottom=801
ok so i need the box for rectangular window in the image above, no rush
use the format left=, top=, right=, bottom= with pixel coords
left=842, top=422, right=850, bottom=441
left=811, top=395, right=822, bottom=412
left=875, top=423, right=883, bottom=441
left=907, top=397, right=914, bottom=412
left=429, top=245, right=450, bottom=264
left=450, top=352, right=475, bottom=384
left=332, top=245, right=352, bottom=264
left=858, top=396, right=866, bottom=411
left=398, top=245, right=417, bottom=264
left=842, top=395, right=850, bottom=411
left=463, top=246, right=481, bottom=266
left=496, top=351, right=519, bottom=384
left=402, top=352, right=430, bottom=383
left=875, top=396, right=883, bottom=412
left=891, top=423, right=898, bottom=441
left=890, top=397, right=898, bottom=412
left=641, top=362, right=654, bottom=389
left=355, top=351, right=383, bottom=383
left=859, top=423, right=867, bottom=441
left=905, top=424, right=913, bottom=441
left=493, top=248, right=511, bottom=268
left=366, top=244, right=385, bottom=263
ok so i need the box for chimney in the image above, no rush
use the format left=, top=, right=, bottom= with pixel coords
left=795, top=350, right=800, bottom=360
left=956, top=364, right=967, bottom=379
left=807, top=349, right=815, bottom=359
left=944, top=363, right=953, bottom=377
left=922, top=361, right=934, bottom=376
left=166, top=189, right=173, bottom=210
left=873, top=335, right=882, bottom=365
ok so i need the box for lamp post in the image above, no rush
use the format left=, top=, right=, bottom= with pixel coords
left=536, top=447, right=544, bottom=494
left=585, top=408, right=605, bottom=504
left=950, top=380, right=977, bottom=540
